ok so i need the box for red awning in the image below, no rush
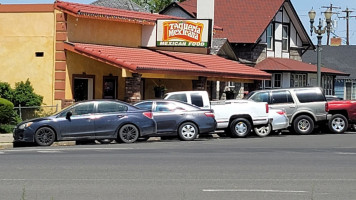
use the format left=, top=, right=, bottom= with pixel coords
left=255, top=57, right=349, bottom=76
left=64, top=42, right=271, bottom=80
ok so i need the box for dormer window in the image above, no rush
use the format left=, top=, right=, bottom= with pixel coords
left=266, top=24, right=273, bottom=49
left=282, top=25, right=289, bottom=51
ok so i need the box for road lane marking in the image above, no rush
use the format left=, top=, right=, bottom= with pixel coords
left=336, top=152, right=356, bottom=155
left=203, top=189, right=308, bottom=193
left=37, top=151, right=62, bottom=153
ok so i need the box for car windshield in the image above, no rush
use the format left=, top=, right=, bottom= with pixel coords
left=244, top=91, right=255, bottom=99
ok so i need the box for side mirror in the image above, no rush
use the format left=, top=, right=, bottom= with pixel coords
left=66, top=111, right=72, bottom=120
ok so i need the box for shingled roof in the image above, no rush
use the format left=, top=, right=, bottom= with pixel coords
left=91, top=0, right=148, bottom=13
left=256, top=57, right=349, bottom=76
left=64, top=42, right=271, bottom=80
left=303, top=45, right=356, bottom=79
left=55, top=1, right=178, bottom=25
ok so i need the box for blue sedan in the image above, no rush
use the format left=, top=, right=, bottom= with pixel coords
left=134, top=100, right=216, bottom=141
left=13, top=100, right=157, bottom=146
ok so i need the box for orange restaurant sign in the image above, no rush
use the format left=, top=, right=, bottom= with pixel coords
left=156, top=19, right=211, bottom=47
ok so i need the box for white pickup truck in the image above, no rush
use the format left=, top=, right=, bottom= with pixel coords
left=164, top=91, right=271, bottom=137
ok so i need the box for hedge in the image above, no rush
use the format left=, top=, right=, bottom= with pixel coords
left=0, top=98, right=14, bottom=124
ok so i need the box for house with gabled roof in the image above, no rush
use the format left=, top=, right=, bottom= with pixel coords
left=160, top=0, right=348, bottom=95
left=0, top=0, right=271, bottom=108
left=303, top=45, right=356, bottom=100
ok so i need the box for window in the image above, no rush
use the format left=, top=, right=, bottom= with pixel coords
left=282, top=25, right=289, bottom=51
left=264, top=80, right=272, bottom=89
left=250, top=92, right=269, bottom=103
left=273, top=74, right=282, bottom=88
left=103, top=76, right=117, bottom=99
left=97, top=102, right=128, bottom=113
left=295, top=89, right=325, bottom=103
left=267, top=24, right=273, bottom=49
left=166, top=94, right=187, bottom=103
left=135, top=102, right=153, bottom=110
left=155, top=102, right=176, bottom=112
left=291, top=74, right=307, bottom=87
left=69, top=103, right=94, bottom=116
left=191, top=93, right=204, bottom=107
left=322, top=75, right=334, bottom=95
left=271, top=91, right=294, bottom=104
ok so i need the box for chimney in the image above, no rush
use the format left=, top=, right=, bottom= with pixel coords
left=197, top=0, right=214, bottom=47
left=330, top=37, right=342, bottom=46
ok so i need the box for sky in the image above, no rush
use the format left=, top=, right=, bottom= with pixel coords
left=2, top=0, right=356, bottom=45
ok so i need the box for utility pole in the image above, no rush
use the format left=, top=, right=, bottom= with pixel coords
left=322, top=4, right=340, bottom=45
left=339, top=8, right=356, bottom=45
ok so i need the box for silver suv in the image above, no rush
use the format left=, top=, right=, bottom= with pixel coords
left=246, top=87, right=329, bottom=134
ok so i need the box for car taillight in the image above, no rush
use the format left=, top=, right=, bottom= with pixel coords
left=143, top=112, right=153, bottom=119
left=204, top=112, right=215, bottom=118
left=266, top=103, right=269, bottom=113
left=325, top=102, right=329, bottom=112
left=276, top=110, right=286, bottom=115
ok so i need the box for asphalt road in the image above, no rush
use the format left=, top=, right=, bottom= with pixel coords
left=1, top=132, right=356, bottom=200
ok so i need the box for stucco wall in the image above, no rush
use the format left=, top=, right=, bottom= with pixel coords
left=0, top=12, right=55, bottom=106
left=65, top=51, right=125, bottom=100
left=67, top=15, right=142, bottom=47
left=144, top=78, right=192, bottom=99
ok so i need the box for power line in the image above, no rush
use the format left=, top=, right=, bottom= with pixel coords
left=338, top=8, right=356, bottom=45
left=322, top=4, right=341, bottom=45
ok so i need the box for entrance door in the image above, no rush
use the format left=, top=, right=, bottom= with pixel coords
left=73, top=76, right=94, bottom=101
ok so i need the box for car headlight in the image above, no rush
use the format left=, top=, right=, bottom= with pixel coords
left=18, top=122, right=33, bottom=129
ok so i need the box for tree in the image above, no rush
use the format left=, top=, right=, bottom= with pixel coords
left=12, top=79, right=43, bottom=107
left=0, top=82, right=13, bottom=101
left=132, top=0, right=186, bottom=13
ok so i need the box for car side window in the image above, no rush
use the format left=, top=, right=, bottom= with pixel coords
left=295, top=89, right=325, bottom=103
left=69, top=103, right=95, bottom=116
left=250, top=92, right=269, bottom=103
left=167, top=94, right=188, bottom=103
left=97, top=102, right=128, bottom=113
left=271, top=91, right=294, bottom=104
left=135, top=102, right=153, bottom=110
left=191, top=93, right=204, bottom=107
left=155, top=102, right=176, bottom=112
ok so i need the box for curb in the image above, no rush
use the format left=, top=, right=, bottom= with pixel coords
left=0, top=143, right=13, bottom=150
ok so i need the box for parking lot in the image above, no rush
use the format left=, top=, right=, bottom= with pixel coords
left=1, top=132, right=356, bottom=200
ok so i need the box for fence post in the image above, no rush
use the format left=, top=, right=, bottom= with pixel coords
left=19, top=104, right=22, bottom=120
left=55, top=104, right=58, bottom=113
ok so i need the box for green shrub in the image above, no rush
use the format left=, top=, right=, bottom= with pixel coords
left=0, top=98, right=14, bottom=124
left=0, top=124, right=15, bottom=133
left=0, top=82, right=13, bottom=101
left=12, top=79, right=43, bottom=107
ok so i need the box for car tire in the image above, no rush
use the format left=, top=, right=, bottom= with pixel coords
left=293, top=115, right=314, bottom=135
left=97, top=139, right=114, bottom=144
left=34, top=127, right=56, bottom=146
left=254, top=124, right=272, bottom=137
left=328, top=114, right=348, bottom=133
left=116, top=124, right=139, bottom=143
left=178, top=122, right=198, bottom=141
left=230, top=118, right=251, bottom=138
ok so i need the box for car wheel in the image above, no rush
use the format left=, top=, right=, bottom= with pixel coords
left=254, top=124, right=272, bottom=137
left=117, top=124, right=139, bottom=143
left=328, top=114, right=348, bottom=133
left=97, top=139, right=114, bottom=144
left=293, top=115, right=314, bottom=135
left=34, top=127, right=56, bottom=146
left=230, top=118, right=251, bottom=138
left=178, top=122, right=198, bottom=141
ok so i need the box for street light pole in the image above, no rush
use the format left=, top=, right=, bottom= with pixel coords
left=308, top=8, right=332, bottom=87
